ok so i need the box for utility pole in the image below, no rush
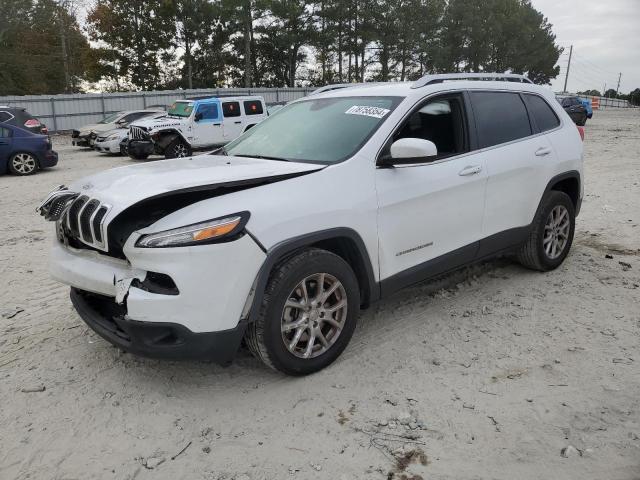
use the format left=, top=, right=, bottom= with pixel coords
left=563, top=45, right=573, bottom=93
left=57, top=0, right=71, bottom=93
left=616, top=73, right=622, bottom=95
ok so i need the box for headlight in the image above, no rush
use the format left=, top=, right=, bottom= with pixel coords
left=106, top=134, right=121, bottom=141
left=135, top=212, right=249, bottom=248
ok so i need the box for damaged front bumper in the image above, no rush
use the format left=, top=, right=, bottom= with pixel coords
left=50, top=233, right=266, bottom=363
left=70, top=289, right=246, bottom=363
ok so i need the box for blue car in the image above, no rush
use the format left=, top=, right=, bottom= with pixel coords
left=0, top=123, right=58, bottom=176
left=579, top=98, right=593, bottom=119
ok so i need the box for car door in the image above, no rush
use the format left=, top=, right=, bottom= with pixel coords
left=468, top=90, right=557, bottom=244
left=221, top=101, right=244, bottom=140
left=0, top=126, right=13, bottom=170
left=192, top=100, right=223, bottom=147
left=375, top=92, right=487, bottom=291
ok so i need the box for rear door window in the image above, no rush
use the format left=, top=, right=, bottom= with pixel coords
left=523, top=94, right=560, bottom=133
left=0, top=111, right=13, bottom=122
left=222, top=102, right=241, bottom=117
left=470, top=91, right=532, bottom=148
left=243, top=100, right=264, bottom=115
left=0, top=127, right=11, bottom=137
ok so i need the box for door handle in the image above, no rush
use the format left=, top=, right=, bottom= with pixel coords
left=458, top=165, right=482, bottom=176
left=535, top=147, right=552, bottom=157
left=234, top=121, right=242, bottom=124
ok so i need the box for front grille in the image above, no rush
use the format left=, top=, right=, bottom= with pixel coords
left=129, top=125, right=149, bottom=140
left=63, top=196, right=111, bottom=251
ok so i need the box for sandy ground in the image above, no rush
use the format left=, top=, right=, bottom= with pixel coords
left=1, top=109, right=639, bottom=480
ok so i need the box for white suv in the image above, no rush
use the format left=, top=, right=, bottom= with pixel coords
left=39, top=74, right=583, bottom=375
left=126, top=96, right=267, bottom=160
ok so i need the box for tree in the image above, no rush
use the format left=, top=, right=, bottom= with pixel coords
left=604, top=88, right=618, bottom=98
left=0, top=0, right=92, bottom=95
left=434, top=0, right=561, bottom=84
left=629, top=88, right=640, bottom=106
left=87, top=0, right=173, bottom=90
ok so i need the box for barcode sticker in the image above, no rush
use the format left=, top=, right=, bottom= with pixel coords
left=345, top=105, right=390, bottom=119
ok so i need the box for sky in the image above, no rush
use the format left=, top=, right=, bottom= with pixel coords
left=530, top=0, right=640, bottom=94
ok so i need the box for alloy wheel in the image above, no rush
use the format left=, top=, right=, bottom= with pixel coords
left=174, top=143, right=188, bottom=158
left=12, top=153, right=37, bottom=174
left=543, top=205, right=570, bottom=259
left=281, top=273, right=348, bottom=359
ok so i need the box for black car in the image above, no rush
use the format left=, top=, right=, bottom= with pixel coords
left=0, top=123, right=58, bottom=176
left=0, top=106, right=49, bottom=135
left=556, top=96, right=587, bottom=126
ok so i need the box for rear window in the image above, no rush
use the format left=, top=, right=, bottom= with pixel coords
left=470, top=91, right=532, bottom=148
left=222, top=101, right=241, bottom=117
left=243, top=100, right=263, bottom=115
left=523, top=94, right=560, bottom=133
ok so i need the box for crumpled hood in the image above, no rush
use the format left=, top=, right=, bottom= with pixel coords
left=79, top=123, right=114, bottom=135
left=69, top=154, right=324, bottom=217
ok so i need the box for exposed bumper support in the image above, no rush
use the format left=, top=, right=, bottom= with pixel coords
left=71, top=288, right=246, bottom=364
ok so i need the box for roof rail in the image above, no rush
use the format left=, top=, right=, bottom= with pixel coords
left=411, top=73, right=533, bottom=89
left=310, top=82, right=386, bottom=96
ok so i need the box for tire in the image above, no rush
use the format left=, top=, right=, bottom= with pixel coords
left=245, top=248, right=360, bottom=375
left=165, top=138, right=192, bottom=159
left=8, top=152, right=38, bottom=176
left=517, top=190, right=575, bottom=271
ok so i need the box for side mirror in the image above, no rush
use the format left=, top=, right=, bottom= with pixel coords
left=194, top=112, right=203, bottom=122
left=380, top=138, right=438, bottom=166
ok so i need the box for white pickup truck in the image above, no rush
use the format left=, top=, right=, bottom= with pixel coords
left=126, top=96, right=267, bottom=159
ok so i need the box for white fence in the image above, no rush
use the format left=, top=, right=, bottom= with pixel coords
left=0, top=87, right=314, bottom=132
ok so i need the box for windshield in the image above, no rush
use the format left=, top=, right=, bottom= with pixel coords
left=225, top=96, right=403, bottom=164
left=168, top=102, right=194, bottom=117
left=99, top=112, right=122, bottom=124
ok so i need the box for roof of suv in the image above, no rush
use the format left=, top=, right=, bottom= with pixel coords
left=310, top=75, right=552, bottom=101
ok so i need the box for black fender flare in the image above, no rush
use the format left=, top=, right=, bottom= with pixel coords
left=536, top=170, right=582, bottom=218
left=244, top=227, right=379, bottom=324
left=155, top=129, right=189, bottom=150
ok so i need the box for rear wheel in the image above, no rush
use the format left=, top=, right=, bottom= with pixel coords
left=165, top=139, right=192, bottom=159
left=245, top=249, right=360, bottom=375
left=517, top=191, right=575, bottom=271
left=8, top=152, right=38, bottom=175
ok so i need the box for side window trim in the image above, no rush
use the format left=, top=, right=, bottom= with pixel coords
left=377, top=90, right=473, bottom=165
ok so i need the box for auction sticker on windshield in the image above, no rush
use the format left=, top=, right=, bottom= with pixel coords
left=345, top=105, right=391, bottom=119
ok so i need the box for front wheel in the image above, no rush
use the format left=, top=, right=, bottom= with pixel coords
left=9, top=152, right=38, bottom=175
left=517, top=191, right=575, bottom=271
left=245, top=249, right=360, bottom=375
left=165, top=139, right=192, bottom=159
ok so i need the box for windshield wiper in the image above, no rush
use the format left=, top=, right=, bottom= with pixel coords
left=235, top=154, right=290, bottom=162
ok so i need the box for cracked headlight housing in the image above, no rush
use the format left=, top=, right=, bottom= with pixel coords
left=136, top=212, right=249, bottom=248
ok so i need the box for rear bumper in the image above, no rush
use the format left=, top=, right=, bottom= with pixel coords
left=70, top=288, right=246, bottom=363
left=39, top=150, right=58, bottom=168
left=72, top=138, right=91, bottom=147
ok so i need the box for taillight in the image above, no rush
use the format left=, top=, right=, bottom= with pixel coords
left=24, top=119, right=41, bottom=128
left=41, top=127, right=48, bottom=135
left=577, top=126, right=585, bottom=141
